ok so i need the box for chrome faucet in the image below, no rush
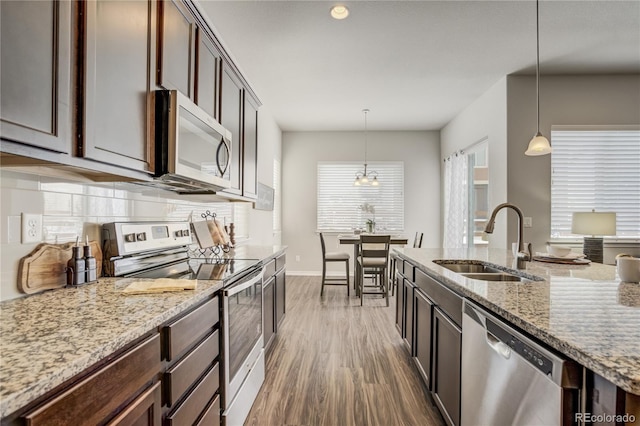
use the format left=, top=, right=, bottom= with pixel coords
left=485, top=203, right=532, bottom=269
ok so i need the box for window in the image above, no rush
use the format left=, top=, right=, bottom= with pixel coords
left=317, top=161, right=404, bottom=232
left=551, top=127, right=640, bottom=239
left=273, top=158, right=282, bottom=233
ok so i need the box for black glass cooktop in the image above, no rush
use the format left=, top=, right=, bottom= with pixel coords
left=129, top=258, right=261, bottom=283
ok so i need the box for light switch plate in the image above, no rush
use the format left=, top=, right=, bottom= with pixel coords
left=524, top=217, right=533, bottom=228
left=21, top=213, right=43, bottom=243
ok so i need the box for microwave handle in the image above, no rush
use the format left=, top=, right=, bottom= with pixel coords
left=216, top=138, right=230, bottom=176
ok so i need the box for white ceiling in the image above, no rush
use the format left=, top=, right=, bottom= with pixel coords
left=197, top=0, right=640, bottom=131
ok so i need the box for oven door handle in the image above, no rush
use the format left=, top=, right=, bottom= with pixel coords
left=224, top=269, right=263, bottom=296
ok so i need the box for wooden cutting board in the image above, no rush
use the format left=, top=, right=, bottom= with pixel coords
left=18, top=241, right=103, bottom=294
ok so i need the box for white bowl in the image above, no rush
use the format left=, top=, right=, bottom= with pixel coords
left=548, top=245, right=571, bottom=257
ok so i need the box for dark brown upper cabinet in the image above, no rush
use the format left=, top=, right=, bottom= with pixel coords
left=0, top=0, right=72, bottom=153
left=157, top=0, right=195, bottom=98
left=194, top=29, right=220, bottom=120
left=80, top=0, right=156, bottom=173
left=220, top=66, right=243, bottom=194
left=242, top=93, right=259, bottom=199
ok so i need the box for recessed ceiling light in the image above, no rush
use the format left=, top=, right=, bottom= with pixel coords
left=330, top=5, right=349, bottom=20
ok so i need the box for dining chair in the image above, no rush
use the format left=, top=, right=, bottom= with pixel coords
left=391, top=231, right=423, bottom=296
left=319, top=233, right=350, bottom=296
left=357, top=234, right=391, bottom=306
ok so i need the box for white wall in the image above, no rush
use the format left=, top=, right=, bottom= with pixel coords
left=506, top=74, right=640, bottom=254
left=440, top=77, right=509, bottom=248
left=0, top=109, right=282, bottom=301
left=249, top=105, right=283, bottom=245
left=282, top=131, right=440, bottom=275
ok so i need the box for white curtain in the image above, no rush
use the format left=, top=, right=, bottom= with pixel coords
left=443, top=153, right=468, bottom=248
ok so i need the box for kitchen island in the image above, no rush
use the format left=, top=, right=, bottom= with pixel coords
left=393, top=247, right=640, bottom=395
left=0, top=245, right=286, bottom=422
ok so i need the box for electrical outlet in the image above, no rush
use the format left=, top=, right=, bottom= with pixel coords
left=21, top=213, right=43, bottom=243
left=524, top=217, right=533, bottom=228
left=295, top=255, right=301, bottom=262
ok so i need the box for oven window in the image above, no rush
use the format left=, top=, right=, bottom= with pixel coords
left=227, top=282, right=262, bottom=381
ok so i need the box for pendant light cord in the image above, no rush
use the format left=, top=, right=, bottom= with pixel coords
left=363, top=109, right=369, bottom=171
left=535, top=0, right=540, bottom=135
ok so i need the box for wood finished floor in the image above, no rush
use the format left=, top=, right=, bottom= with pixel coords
left=245, top=276, right=445, bottom=426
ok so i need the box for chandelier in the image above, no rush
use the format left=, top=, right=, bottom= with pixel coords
left=354, top=109, right=379, bottom=186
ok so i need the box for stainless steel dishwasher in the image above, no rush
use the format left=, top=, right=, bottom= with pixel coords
left=461, top=300, right=582, bottom=426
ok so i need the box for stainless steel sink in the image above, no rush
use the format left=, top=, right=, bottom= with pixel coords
left=434, top=260, right=544, bottom=282
left=460, top=273, right=523, bottom=282
left=436, top=263, right=503, bottom=274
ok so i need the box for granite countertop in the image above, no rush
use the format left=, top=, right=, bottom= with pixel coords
left=393, top=247, right=640, bottom=396
left=0, top=245, right=287, bottom=418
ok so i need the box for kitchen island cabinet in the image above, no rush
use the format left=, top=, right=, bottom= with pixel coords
left=393, top=247, right=640, bottom=424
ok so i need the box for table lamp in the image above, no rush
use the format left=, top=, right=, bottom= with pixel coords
left=571, top=211, right=616, bottom=263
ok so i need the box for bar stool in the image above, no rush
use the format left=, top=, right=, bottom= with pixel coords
left=357, top=234, right=391, bottom=306
left=319, top=233, right=350, bottom=296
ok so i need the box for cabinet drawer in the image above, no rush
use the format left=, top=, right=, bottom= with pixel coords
left=263, top=259, right=276, bottom=278
left=275, top=253, right=286, bottom=272
left=166, top=363, right=220, bottom=426
left=24, top=333, right=161, bottom=425
left=163, top=296, right=218, bottom=361
left=195, top=392, right=220, bottom=426
left=402, top=261, right=415, bottom=281
left=165, top=330, right=219, bottom=406
left=415, top=269, right=462, bottom=326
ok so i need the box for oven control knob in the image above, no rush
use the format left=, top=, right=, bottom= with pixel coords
left=182, top=229, right=189, bottom=237
left=174, top=230, right=182, bottom=238
left=124, top=233, right=136, bottom=243
left=136, top=232, right=147, bottom=241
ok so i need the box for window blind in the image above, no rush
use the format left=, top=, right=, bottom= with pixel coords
left=317, top=162, right=404, bottom=232
left=551, top=128, right=640, bottom=238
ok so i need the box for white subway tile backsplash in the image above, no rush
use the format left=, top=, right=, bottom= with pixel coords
left=43, top=192, right=73, bottom=216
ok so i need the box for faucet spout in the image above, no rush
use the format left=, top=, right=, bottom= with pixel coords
left=484, top=203, right=531, bottom=269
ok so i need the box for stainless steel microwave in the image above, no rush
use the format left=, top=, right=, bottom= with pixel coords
left=152, top=90, right=231, bottom=193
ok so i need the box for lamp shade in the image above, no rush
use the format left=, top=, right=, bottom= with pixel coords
left=572, top=212, right=616, bottom=236
left=525, top=134, right=552, bottom=156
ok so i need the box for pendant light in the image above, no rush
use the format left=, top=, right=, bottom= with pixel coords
left=525, top=0, right=552, bottom=156
left=354, top=109, right=379, bottom=186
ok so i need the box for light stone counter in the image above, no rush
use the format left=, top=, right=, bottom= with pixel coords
left=0, top=245, right=286, bottom=418
left=393, top=247, right=640, bottom=396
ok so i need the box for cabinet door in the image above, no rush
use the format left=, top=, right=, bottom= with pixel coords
left=82, top=0, right=155, bottom=172
left=0, top=0, right=71, bottom=153
left=395, top=273, right=404, bottom=334
left=195, top=29, right=219, bottom=119
left=275, top=269, right=286, bottom=327
left=220, top=66, right=243, bottom=193
left=263, top=277, right=275, bottom=351
left=242, top=94, right=259, bottom=198
left=413, top=289, right=433, bottom=389
left=432, top=308, right=461, bottom=426
left=402, top=279, right=414, bottom=353
left=158, top=0, right=194, bottom=97
left=106, top=382, right=162, bottom=426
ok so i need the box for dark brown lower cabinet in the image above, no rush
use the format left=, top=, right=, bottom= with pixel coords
left=395, top=272, right=404, bottom=333
left=21, top=333, right=161, bottom=426
left=275, top=268, right=286, bottom=327
left=432, top=307, right=461, bottom=426
left=106, top=382, right=162, bottom=426
left=263, top=276, right=276, bottom=351
left=402, top=278, right=415, bottom=353
left=413, top=289, right=433, bottom=389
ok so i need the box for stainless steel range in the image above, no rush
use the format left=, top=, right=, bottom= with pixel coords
left=102, top=221, right=265, bottom=426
